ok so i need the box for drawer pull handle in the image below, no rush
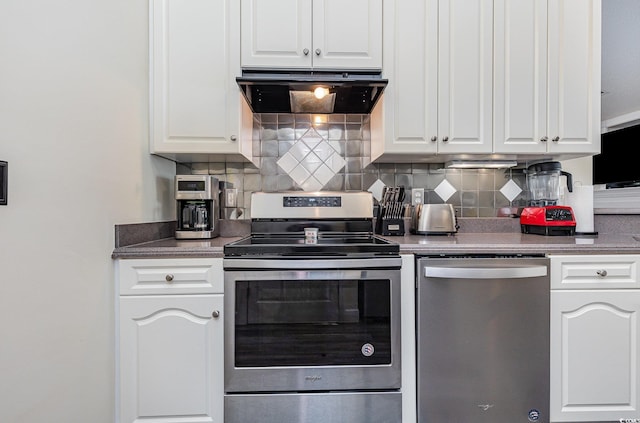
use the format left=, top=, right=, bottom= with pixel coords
left=165, top=274, right=174, bottom=282
left=212, top=310, right=220, bottom=318
left=596, top=270, right=608, bottom=277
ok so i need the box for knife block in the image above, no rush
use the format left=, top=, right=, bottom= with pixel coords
left=380, top=218, right=405, bottom=236
left=375, top=206, right=405, bottom=236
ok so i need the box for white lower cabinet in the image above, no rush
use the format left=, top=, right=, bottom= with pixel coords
left=116, top=258, right=224, bottom=423
left=550, top=255, right=640, bottom=422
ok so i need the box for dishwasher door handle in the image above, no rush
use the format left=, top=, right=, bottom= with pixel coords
left=423, top=265, right=547, bottom=279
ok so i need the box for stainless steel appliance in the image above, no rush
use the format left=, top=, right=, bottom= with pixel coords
left=175, top=175, right=219, bottom=239
left=521, top=161, right=576, bottom=236
left=417, top=255, right=550, bottom=423
left=224, top=191, right=402, bottom=423
left=411, top=203, right=459, bottom=235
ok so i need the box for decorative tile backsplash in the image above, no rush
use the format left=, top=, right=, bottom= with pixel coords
left=181, top=113, right=530, bottom=219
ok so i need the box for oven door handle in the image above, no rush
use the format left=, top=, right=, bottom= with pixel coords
left=224, top=257, right=402, bottom=270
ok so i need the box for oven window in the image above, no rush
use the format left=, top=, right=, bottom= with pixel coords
left=234, top=279, right=391, bottom=367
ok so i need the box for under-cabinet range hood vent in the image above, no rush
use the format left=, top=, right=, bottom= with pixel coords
left=236, top=70, right=388, bottom=114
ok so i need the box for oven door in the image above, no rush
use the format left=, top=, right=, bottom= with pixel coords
left=223, top=257, right=402, bottom=393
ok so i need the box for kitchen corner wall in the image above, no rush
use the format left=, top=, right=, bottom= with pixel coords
left=182, top=114, right=529, bottom=219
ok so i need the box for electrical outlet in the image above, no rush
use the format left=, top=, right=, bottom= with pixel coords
left=411, top=188, right=424, bottom=206
left=225, top=188, right=238, bottom=207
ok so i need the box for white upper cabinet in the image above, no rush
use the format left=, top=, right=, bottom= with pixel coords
left=373, top=0, right=493, bottom=160
left=494, top=0, right=601, bottom=155
left=373, top=0, right=601, bottom=162
left=240, top=0, right=383, bottom=70
left=150, top=0, right=253, bottom=161
left=493, top=0, right=548, bottom=154
left=437, top=0, right=493, bottom=154
left=546, top=0, right=601, bottom=155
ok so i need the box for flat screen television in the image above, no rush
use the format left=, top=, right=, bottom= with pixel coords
left=593, top=123, right=640, bottom=188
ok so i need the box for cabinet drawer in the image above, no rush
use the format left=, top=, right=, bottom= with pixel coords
left=118, top=258, right=223, bottom=295
left=550, top=254, right=640, bottom=289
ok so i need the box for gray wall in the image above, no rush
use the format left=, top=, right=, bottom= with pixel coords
left=1, top=1, right=176, bottom=422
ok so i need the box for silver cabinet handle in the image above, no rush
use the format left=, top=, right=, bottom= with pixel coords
left=596, top=269, right=608, bottom=277
left=212, top=310, right=220, bottom=318
left=442, top=136, right=449, bottom=142
left=552, top=136, right=560, bottom=142
left=230, top=135, right=237, bottom=141
left=303, top=48, right=309, bottom=56
left=540, top=136, right=548, bottom=142
left=430, top=136, right=437, bottom=142
left=315, top=48, right=321, bottom=56
left=165, top=274, right=174, bottom=282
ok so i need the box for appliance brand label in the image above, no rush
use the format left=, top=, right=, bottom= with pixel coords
left=528, top=409, right=540, bottom=421
left=361, top=343, right=375, bottom=357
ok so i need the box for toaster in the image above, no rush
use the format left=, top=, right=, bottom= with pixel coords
left=411, top=204, right=459, bottom=235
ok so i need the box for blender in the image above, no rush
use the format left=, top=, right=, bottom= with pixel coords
left=520, top=161, right=576, bottom=236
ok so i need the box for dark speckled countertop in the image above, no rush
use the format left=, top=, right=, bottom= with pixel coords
left=112, top=216, right=640, bottom=259
left=388, top=232, right=640, bottom=255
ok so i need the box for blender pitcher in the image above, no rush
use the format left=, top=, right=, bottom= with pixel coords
left=526, top=161, right=573, bottom=206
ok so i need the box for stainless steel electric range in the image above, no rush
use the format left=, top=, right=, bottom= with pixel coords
left=223, top=191, right=402, bottom=423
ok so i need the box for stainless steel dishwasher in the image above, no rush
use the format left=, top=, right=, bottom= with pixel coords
left=417, top=254, right=550, bottom=423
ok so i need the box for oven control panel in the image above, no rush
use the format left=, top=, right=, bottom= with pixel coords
left=283, top=196, right=342, bottom=208
left=251, top=191, right=374, bottom=219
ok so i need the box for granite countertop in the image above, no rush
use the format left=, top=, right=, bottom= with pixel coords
left=388, top=232, right=640, bottom=255
left=112, top=217, right=640, bottom=259
left=112, top=232, right=640, bottom=259
left=112, top=236, right=241, bottom=259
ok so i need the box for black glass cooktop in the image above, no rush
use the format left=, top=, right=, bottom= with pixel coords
left=224, top=234, right=399, bottom=257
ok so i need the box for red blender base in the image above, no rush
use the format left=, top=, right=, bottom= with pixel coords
left=520, top=206, right=576, bottom=236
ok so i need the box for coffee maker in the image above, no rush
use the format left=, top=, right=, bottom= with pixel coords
left=520, top=161, right=576, bottom=236
left=175, top=175, right=219, bottom=239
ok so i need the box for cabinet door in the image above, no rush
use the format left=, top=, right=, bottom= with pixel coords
left=493, top=0, right=548, bottom=154
left=436, top=0, right=493, bottom=154
left=119, top=295, right=224, bottom=423
left=550, top=291, right=640, bottom=422
left=373, top=0, right=491, bottom=160
left=547, top=0, right=601, bottom=155
left=150, top=0, right=244, bottom=155
left=312, top=0, right=383, bottom=69
left=371, top=0, right=438, bottom=159
left=240, top=0, right=312, bottom=68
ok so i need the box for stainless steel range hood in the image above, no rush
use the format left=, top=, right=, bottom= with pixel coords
left=236, top=70, right=387, bottom=114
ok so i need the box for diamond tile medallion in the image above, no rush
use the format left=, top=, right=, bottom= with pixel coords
left=434, top=179, right=457, bottom=201
left=277, top=127, right=346, bottom=191
left=499, top=179, right=523, bottom=202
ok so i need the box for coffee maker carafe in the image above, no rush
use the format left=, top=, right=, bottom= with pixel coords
left=175, top=175, right=219, bottom=239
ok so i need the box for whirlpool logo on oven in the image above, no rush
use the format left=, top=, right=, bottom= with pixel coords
left=361, top=343, right=375, bottom=357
